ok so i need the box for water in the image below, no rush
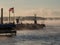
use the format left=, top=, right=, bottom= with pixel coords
left=0, top=20, right=60, bottom=45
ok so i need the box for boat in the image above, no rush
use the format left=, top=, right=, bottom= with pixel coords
left=15, top=14, right=45, bottom=30
left=0, top=8, right=16, bottom=36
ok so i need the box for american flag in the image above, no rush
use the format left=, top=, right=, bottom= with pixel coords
left=9, top=7, right=14, bottom=13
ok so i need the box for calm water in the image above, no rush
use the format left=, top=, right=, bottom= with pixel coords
left=0, top=20, right=60, bottom=45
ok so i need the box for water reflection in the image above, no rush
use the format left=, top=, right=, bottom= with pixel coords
left=0, top=26, right=60, bottom=45
left=0, top=36, right=17, bottom=45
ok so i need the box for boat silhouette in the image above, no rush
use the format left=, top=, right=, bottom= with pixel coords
left=0, top=8, right=16, bottom=36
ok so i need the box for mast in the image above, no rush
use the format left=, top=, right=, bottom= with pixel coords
left=34, top=14, right=37, bottom=24
left=9, top=10, right=10, bottom=23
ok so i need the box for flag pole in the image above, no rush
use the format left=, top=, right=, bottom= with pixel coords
left=13, top=11, right=15, bottom=24
left=12, top=7, right=15, bottom=24
left=9, top=11, right=10, bottom=23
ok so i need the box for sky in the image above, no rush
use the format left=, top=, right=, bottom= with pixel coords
left=0, top=0, right=60, bottom=17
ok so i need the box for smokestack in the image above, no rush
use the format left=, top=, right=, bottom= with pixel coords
left=1, top=8, right=3, bottom=24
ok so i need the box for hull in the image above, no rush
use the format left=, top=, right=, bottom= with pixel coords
left=0, top=23, right=16, bottom=36
left=15, top=24, right=45, bottom=30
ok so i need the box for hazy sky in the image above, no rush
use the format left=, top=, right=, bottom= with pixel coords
left=0, top=0, right=60, bottom=17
